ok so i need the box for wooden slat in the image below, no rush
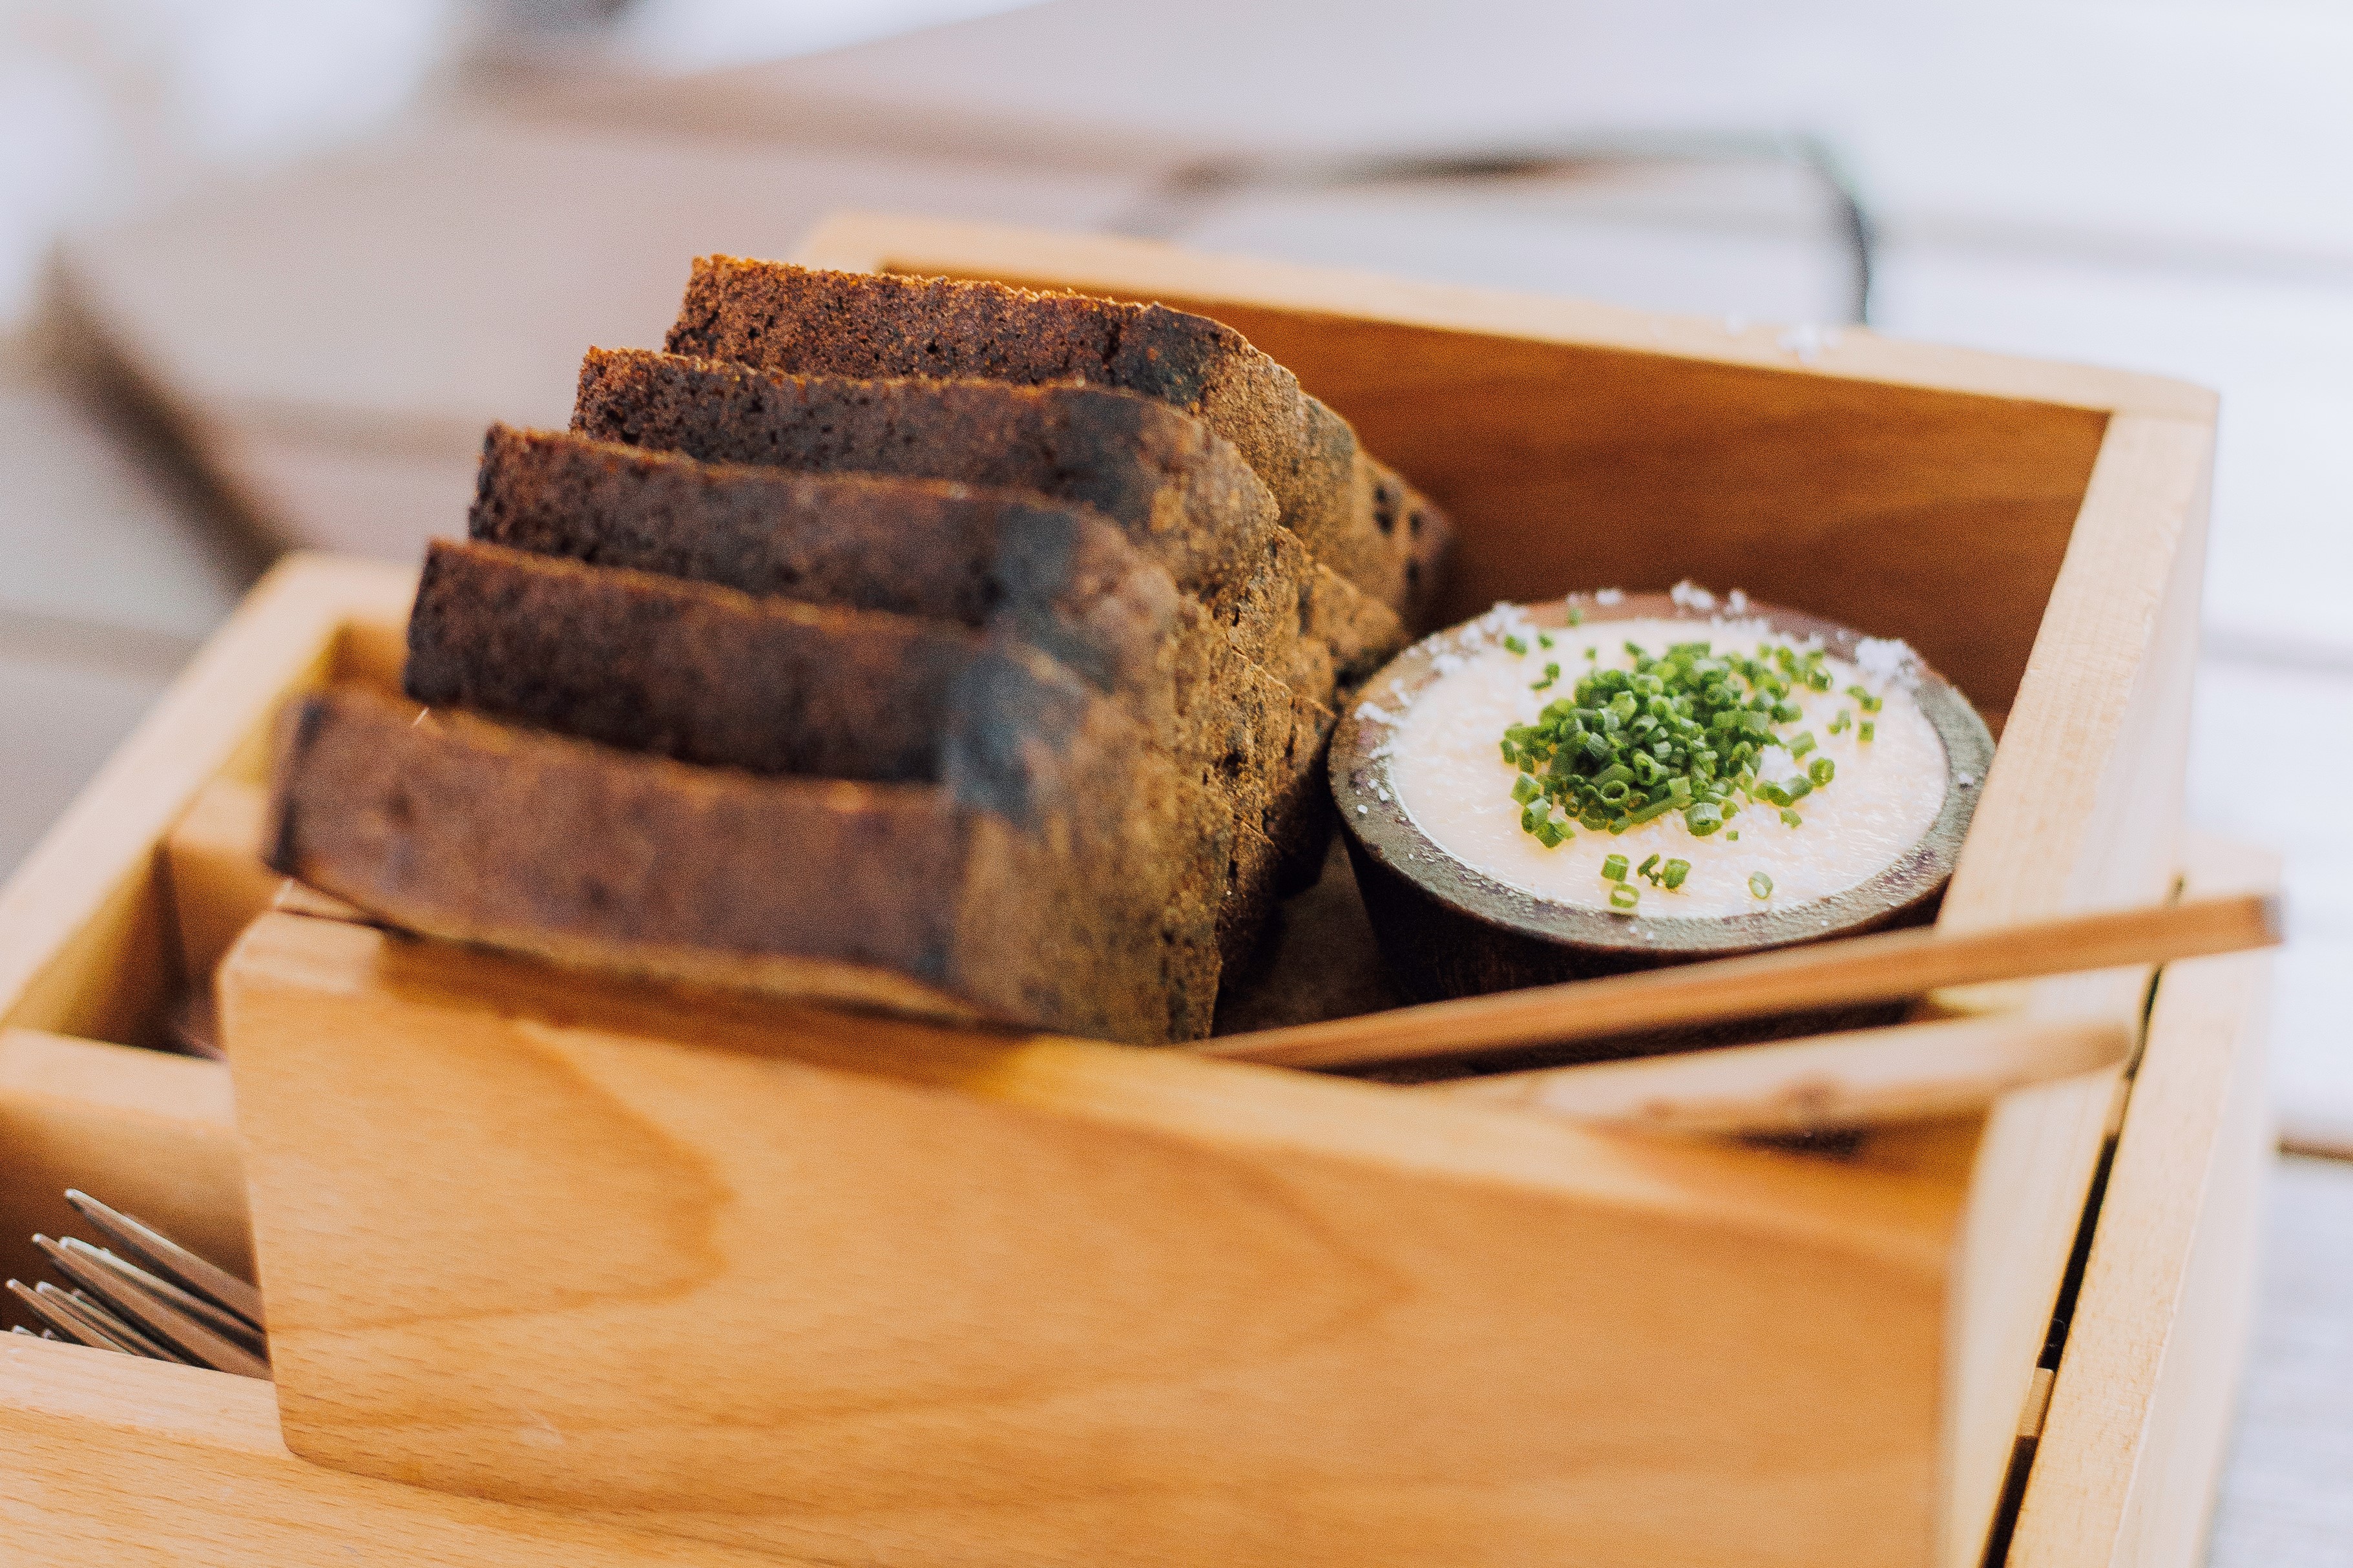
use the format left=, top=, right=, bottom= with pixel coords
left=1200, top=894, right=2274, bottom=1071
left=1434, top=1014, right=2134, bottom=1136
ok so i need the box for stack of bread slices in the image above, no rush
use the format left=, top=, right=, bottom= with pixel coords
left=267, top=259, right=1452, bottom=1043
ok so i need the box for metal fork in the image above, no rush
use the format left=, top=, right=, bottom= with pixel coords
left=5, top=1191, right=268, bottom=1379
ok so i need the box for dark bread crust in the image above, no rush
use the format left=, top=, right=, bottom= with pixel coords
left=569, top=349, right=1403, bottom=698
left=471, top=422, right=1027, bottom=626
left=470, top=424, right=1179, bottom=709
left=271, top=685, right=967, bottom=996
left=271, top=678, right=1220, bottom=1044
left=667, top=258, right=1452, bottom=624
left=408, top=539, right=980, bottom=782
left=574, top=348, right=1277, bottom=612
left=415, top=533, right=1320, bottom=958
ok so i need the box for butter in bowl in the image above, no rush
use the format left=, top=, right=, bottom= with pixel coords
left=1331, top=587, right=1996, bottom=1002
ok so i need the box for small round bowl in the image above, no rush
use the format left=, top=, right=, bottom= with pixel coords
left=1332, top=592, right=1996, bottom=1004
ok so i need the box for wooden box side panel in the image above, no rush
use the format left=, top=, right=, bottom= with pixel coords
left=1940, top=411, right=2215, bottom=1568
left=0, top=554, right=413, bottom=1048
left=2007, top=842, right=2277, bottom=1568
left=790, top=212, right=2184, bottom=716
left=223, top=910, right=1965, bottom=1568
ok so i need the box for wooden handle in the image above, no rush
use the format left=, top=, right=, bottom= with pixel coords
left=1192, top=892, right=2279, bottom=1071
left=1424, top=1012, right=2133, bottom=1135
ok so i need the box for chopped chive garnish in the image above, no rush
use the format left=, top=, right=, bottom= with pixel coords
left=1637, top=853, right=1661, bottom=883
left=1781, top=808, right=1804, bottom=828
left=1566, top=606, right=1585, bottom=627
left=1726, top=830, right=1740, bottom=841
left=1750, top=871, right=1773, bottom=899
left=1491, top=629, right=1875, bottom=866
left=1609, top=882, right=1640, bottom=911
left=1602, top=853, right=1629, bottom=881
left=1859, top=720, right=1875, bottom=742
left=1662, top=858, right=1690, bottom=890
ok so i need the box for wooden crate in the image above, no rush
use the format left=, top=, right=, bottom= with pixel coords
left=0, top=220, right=2259, bottom=1567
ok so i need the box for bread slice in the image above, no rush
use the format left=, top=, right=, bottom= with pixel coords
left=410, top=536, right=1323, bottom=950
left=468, top=423, right=1183, bottom=709
left=665, top=258, right=1452, bottom=623
left=269, top=676, right=1222, bottom=1045
left=406, top=539, right=983, bottom=782
left=569, top=349, right=1404, bottom=697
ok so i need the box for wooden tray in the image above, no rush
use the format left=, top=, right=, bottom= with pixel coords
left=0, top=218, right=2260, bottom=1566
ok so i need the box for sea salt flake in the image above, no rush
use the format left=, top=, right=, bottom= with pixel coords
left=1354, top=700, right=1401, bottom=726
left=1595, top=588, right=1625, bottom=606
left=1726, top=589, right=1750, bottom=614
left=1669, top=580, right=1719, bottom=612
left=1853, top=636, right=1920, bottom=686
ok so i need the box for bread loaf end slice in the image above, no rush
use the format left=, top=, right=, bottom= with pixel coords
left=269, top=676, right=1221, bottom=1045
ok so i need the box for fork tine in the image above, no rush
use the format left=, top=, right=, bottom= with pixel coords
left=64, top=1191, right=264, bottom=1331
left=8, top=1278, right=134, bottom=1355
left=34, top=1237, right=269, bottom=1379
left=57, top=1284, right=189, bottom=1363
left=62, top=1239, right=266, bottom=1357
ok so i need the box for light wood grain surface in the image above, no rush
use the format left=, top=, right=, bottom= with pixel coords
left=2009, top=876, right=2275, bottom=1563
left=1436, top=1013, right=2135, bottom=1136
left=0, top=1335, right=808, bottom=1567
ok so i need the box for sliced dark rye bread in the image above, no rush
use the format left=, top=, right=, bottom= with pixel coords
left=413, top=531, right=1317, bottom=932
left=408, top=539, right=981, bottom=782
left=466, top=423, right=1337, bottom=894
left=665, top=257, right=1452, bottom=623
left=469, top=423, right=1184, bottom=713
left=569, top=350, right=1405, bottom=695
left=269, top=677, right=1222, bottom=1045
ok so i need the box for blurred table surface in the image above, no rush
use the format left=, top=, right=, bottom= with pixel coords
left=3, top=3, right=2347, bottom=1560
